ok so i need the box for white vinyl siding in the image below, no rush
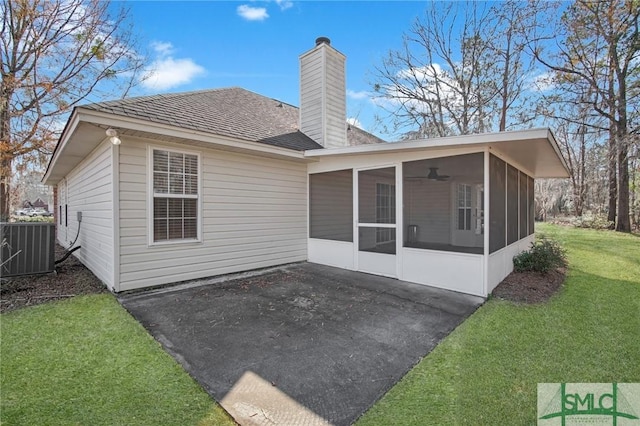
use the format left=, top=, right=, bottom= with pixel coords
left=63, top=140, right=114, bottom=288
left=299, top=42, right=346, bottom=148
left=324, top=50, right=347, bottom=148
left=57, top=181, right=67, bottom=242
left=404, top=181, right=451, bottom=245
left=119, top=137, right=308, bottom=291
left=300, top=50, right=323, bottom=144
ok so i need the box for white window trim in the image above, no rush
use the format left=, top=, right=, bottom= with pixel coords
left=457, top=183, right=472, bottom=231
left=375, top=182, right=396, bottom=243
left=476, top=184, right=484, bottom=235
left=147, top=144, right=202, bottom=247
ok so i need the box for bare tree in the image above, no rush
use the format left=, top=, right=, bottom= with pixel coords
left=554, top=116, right=606, bottom=217
left=373, top=1, right=542, bottom=139
left=487, top=0, right=540, bottom=131
left=535, top=179, right=568, bottom=221
left=373, top=2, right=497, bottom=138
left=531, top=0, right=639, bottom=232
left=1, top=0, right=145, bottom=221
left=12, top=166, right=51, bottom=209
left=632, top=141, right=640, bottom=228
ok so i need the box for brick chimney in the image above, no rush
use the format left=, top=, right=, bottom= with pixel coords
left=299, top=37, right=347, bottom=148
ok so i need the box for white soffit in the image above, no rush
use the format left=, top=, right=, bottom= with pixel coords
left=304, top=128, right=570, bottom=178
left=43, top=113, right=107, bottom=185
left=43, top=108, right=308, bottom=185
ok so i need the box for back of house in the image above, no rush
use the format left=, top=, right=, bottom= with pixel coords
left=44, top=38, right=568, bottom=296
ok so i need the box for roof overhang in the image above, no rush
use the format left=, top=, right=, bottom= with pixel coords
left=43, top=108, right=308, bottom=185
left=304, top=128, right=570, bottom=178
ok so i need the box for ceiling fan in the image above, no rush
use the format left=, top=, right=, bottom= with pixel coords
left=406, top=167, right=450, bottom=181
left=427, top=167, right=450, bottom=181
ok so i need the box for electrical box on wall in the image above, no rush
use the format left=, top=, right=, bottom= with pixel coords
left=77, top=211, right=82, bottom=222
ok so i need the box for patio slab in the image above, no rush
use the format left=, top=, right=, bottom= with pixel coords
left=119, top=262, right=483, bottom=425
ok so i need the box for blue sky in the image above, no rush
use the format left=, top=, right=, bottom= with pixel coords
left=114, top=1, right=431, bottom=140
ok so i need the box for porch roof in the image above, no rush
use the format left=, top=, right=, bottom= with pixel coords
left=304, top=128, right=570, bottom=179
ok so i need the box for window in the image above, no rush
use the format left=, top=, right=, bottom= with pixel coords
left=151, top=148, right=199, bottom=243
left=457, top=184, right=472, bottom=231
left=476, top=185, right=484, bottom=235
left=376, top=183, right=395, bottom=243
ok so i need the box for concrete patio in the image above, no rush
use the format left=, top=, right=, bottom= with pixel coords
left=119, top=262, right=483, bottom=425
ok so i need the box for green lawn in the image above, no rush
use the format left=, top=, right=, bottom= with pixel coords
left=0, top=294, right=235, bottom=426
left=357, top=224, right=640, bottom=425
left=2, top=225, right=638, bottom=425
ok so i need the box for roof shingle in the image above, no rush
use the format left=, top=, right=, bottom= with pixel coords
left=83, top=87, right=384, bottom=151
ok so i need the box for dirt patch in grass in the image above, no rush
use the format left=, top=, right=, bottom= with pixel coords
left=491, top=268, right=566, bottom=304
left=1, top=244, right=107, bottom=313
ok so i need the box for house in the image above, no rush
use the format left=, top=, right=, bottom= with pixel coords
left=22, top=198, right=49, bottom=211
left=43, top=38, right=569, bottom=297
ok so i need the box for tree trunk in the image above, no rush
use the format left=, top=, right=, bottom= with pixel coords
left=573, top=125, right=586, bottom=217
left=616, top=136, right=631, bottom=232
left=1, top=79, right=11, bottom=222
left=613, top=42, right=631, bottom=232
left=0, top=155, right=12, bottom=222
left=498, top=28, right=512, bottom=132
left=577, top=132, right=585, bottom=217
left=607, top=131, right=617, bottom=225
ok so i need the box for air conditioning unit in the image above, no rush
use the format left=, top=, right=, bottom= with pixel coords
left=1, top=223, right=56, bottom=278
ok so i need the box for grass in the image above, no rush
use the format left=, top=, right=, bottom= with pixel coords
left=357, top=224, right=640, bottom=425
left=2, top=224, right=637, bottom=425
left=0, top=294, right=235, bottom=426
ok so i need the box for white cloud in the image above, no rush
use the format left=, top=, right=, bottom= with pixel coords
left=347, top=117, right=362, bottom=129
left=237, top=4, right=269, bottom=21
left=143, top=58, right=204, bottom=90
left=142, top=42, right=205, bottom=90
left=347, top=89, right=370, bottom=100
left=529, top=71, right=556, bottom=92
left=150, top=41, right=174, bottom=57
left=275, top=0, right=293, bottom=10
left=387, top=63, right=464, bottom=112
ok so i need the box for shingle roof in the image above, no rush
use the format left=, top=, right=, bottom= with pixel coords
left=347, top=124, right=386, bottom=145
left=82, top=87, right=384, bottom=151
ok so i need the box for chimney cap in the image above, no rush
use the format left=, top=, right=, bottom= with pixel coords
left=315, top=37, right=331, bottom=46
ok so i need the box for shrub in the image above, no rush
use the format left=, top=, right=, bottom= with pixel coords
left=513, top=237, right=567, bottom=273
left=11, top=216, right=54, bottom=223
left=572, top=214, right=614, bottom=230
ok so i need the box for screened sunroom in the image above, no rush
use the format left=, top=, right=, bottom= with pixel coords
left=305, top=129, right=569, bottom=297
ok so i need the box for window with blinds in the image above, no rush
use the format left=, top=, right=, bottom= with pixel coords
left=151, top=148, right=199, bottom=243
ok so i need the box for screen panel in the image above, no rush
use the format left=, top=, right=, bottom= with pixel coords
left=519, top=171, right=528, bottom=239
left=402, top=153, right=484, bottom=254
left=507, top=165, right=519, bottom=245
left=489, top=155, right=506, bottom=253
left=309, top=170, right=353, bottom=242
left=528, top=175, right=535, bottom=235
